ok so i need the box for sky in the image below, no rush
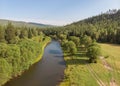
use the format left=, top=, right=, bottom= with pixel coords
left=0, top=0, right=120, bottom=25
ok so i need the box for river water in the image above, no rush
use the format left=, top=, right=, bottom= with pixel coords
left=4, top=41, right=66, bottom=86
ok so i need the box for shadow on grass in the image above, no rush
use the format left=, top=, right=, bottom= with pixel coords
left=75, top=53, right=86, bottom=57
left=66, top=58, right=88, bottom=65
left=65, top=53, right=89, bottom=65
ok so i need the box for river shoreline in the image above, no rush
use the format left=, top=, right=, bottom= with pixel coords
left=2, top=38, right=51, bottom=86
left=33, top=39, right=51, bottom=63
left=4, top=40, right=66, bottom=86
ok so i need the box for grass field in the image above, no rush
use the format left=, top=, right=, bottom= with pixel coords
left=60, top=43, right=120, bottom=86
left=100, top=43, right=120, bottom=70
left=99, top=43, right=120, bottom=85
left=60, top=52, right=99, bottom=86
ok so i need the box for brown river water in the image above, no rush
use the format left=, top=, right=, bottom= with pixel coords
left=4, top=41, right=66, bottom=86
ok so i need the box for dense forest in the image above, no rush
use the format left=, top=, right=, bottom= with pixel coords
left=0, top=9, right=120, bottom=86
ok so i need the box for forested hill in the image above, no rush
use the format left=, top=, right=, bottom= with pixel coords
left=0, top=19, right=54, bottom=28
left=63, top=9, right=120, bottom=44
left=43, top=9, right=120, bottom=44
left=69, top=9, right=120, bottom=26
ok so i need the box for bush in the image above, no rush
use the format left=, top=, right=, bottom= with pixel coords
left=81, top=35, right=92, bottom=47
left=63, top=41, right=77, bottom=55
left=87, top=43, right=101, bottom=63
left=0, top=58, right=12, bottom=85
left=69, top=36, right=80, bottom=47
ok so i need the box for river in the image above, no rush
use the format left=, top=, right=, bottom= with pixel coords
left=4, top=41, right=66, bottom=86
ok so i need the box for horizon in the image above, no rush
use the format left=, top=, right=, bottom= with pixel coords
left=0, top=9, right=119, bottom=26
left=0, top=0, right=120, bottom=25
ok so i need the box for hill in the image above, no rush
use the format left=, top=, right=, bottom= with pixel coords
left=43, top=9, right=120, bottom=44
left=69, top=9, right=120, bottom=26
left=0, top=19, right=54, bottom=28
left=65, top=9, right=120, bottom=44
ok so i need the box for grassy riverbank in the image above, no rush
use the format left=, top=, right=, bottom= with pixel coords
left=60, top=43, right=120, bottom=86
left=33, top=36, right=51, bottom=63
left=0, top=36, right=51, bottom=86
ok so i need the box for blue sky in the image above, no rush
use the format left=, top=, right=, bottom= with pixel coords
left=0, top=0, right=120, bottom=25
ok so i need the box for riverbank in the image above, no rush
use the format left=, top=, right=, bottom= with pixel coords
left=0, top=36, right=51, bottom=86
left=3, top=41, right=65, bottom=86
left=33, top=37, right=51, bottom=63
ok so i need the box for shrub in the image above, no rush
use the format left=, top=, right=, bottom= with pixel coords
left=87, top=43, right=101, bottom=63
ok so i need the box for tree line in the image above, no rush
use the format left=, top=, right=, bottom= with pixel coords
left=0, top=22, right=45, bottom=44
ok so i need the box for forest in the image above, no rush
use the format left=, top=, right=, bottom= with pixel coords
left=0, top=9, right=120, bottom=86
left=43, top=9, right=120, bottom=44
left=0, top=22, right=51, bottom=86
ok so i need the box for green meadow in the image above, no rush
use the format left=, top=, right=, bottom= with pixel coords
left=60, top=43, right=120, bottom=86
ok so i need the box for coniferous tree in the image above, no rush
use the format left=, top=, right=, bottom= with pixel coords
left=5, top=22, right=16, bottom=44
left=0, top=26, right=6, bottom=43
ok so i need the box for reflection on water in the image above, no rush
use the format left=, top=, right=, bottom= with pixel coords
left=49, top=49, right=62, bottom=54
left=4, top=41, right=66, bottom=86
